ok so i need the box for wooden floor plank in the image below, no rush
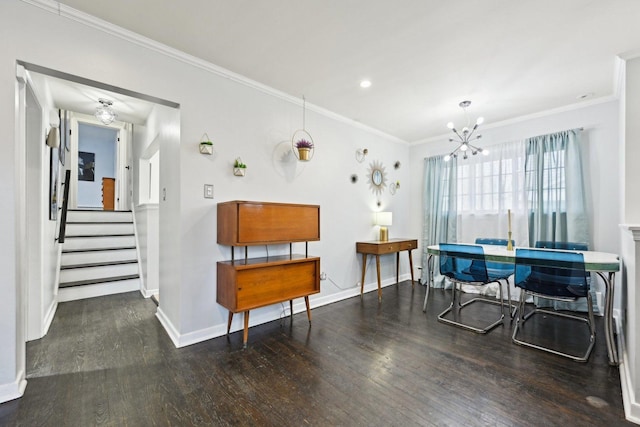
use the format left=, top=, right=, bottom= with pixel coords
left=0, top=284, right=632, bottom=426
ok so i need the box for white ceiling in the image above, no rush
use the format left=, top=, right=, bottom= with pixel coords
left=28, top=71, right=156, bottom=126
left=51, top=0, right=640, bottom=142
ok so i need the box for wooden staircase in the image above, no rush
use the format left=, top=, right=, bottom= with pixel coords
left=58, top=209, right=141, bottom=302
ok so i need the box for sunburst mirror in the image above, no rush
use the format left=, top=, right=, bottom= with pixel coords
left=367, top=160, right=387, bottom=195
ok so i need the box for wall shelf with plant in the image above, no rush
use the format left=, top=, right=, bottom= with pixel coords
left=233, top=157, right=247, bottom=176
left=199, top=133, right=214, bottom=155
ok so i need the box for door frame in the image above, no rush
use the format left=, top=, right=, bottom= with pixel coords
left=69, top=113, right=130, bottom=210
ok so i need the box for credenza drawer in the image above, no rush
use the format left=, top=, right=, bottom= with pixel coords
left=217, top=256, right=320, bottom=312
left=356, top=239, right=417, bottom=255
left=400, top=240, right=417, bottom=251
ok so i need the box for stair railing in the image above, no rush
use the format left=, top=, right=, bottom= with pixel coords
left=57, top=169, right=71, bottom=243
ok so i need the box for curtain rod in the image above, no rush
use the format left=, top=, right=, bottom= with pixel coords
left=423, top=127, right=585, bottom=159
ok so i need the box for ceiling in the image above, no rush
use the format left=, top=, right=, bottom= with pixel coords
left=50, top=0, right=640, bottom=142
left=28, top=71, right=156, bottom=126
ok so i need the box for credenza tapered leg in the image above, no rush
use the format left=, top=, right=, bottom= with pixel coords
left=408, top=250, right=415, bottom=288
left=304, top=296, right=311, bottom=323
left=290, top=300, right=293, bottom=319
left=396, top=252, right=400, bottom=284
left=243, top=311, right=250, bottom=348
left=227, top=312, right=233, bottom=335
left=361, top=253, right=367, bottom=297
left=375, top=255, right=382, bottom=302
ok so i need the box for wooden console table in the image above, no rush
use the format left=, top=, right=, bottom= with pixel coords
left=356, top=238, right=418, bottom=301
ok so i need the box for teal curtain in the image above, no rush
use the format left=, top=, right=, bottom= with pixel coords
left=421, top=156, right=457, bottom=286
left=525, top=129, right=593, bottom=311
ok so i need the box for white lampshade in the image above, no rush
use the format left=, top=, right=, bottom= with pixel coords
left=375, top=211, right=393, bottom=226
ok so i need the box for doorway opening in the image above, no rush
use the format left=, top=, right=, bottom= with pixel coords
left=77, top=123, right=118, bottom=210
left=18, top=61, right=180, bottom=349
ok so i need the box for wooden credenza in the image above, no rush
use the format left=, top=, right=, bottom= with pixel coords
left=217, top=200, right=320, bottom=346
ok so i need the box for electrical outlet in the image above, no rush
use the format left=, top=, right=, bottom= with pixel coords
left=204, top=184, right=214, bottom=199
left=320, top=272, right=327, bottom=280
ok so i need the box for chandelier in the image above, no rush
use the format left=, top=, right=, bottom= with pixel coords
left=95, top=98, right=117, bottom=125
left=444, top=100, right=488, bottom=161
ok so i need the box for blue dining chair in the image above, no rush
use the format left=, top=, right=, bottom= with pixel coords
left=535, top=241, right=588, bottom=251
left=534, top=241, right=592, bottom=304
left=512, top=248, right=595, bottom=362
left=475, top=238, right=516, bottom=318
left=437, top=243, right=504, bottom=333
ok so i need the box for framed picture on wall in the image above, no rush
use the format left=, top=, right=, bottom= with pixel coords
left=78, top=151, right=95, bottom=182
left=49, top=146, right=59, bottom=221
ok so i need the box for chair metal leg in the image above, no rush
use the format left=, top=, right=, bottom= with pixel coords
left=511, top=291, right=595, bottom=362
left=504, top=278, right=516, bottom=320
left=422, top=254, right=434, bottom=312
left=437, top=280, right=505, bottom=334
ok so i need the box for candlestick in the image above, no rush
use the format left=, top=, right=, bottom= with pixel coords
left=507, top=209, right=513, bottom=251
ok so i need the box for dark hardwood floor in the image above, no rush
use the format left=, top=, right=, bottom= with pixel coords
left=0, top=283, right=632, bottom=426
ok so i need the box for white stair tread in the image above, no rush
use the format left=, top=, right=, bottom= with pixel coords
left=59, top=263, right=139, bottom=283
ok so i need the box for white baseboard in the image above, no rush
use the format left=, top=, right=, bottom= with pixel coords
left=618, top=321, right=640, bottom=424
left=0, top=370, right=27, bottom=404
left=140, top=287, right=159, bottom=298
left=155, top=306, right=181, bottom=347
left=58, top=279, right=140, bottom=302
left=154, top=274, right=412, bottom=348
left=42, top=299, right=58, bottom=337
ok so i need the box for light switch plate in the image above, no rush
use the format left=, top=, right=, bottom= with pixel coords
left=204, top=184, right=214, bottom=199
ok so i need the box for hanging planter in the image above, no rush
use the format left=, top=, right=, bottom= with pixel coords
left=199, top=133, right=214, bottom=155
left=233, top=157, right=247, bottom=176
left=291, top=96, right=315, bottom=162
left=293, top=133, right=314, bottom=162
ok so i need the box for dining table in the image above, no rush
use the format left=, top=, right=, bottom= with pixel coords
left=422, top=243, right=621, bottom=366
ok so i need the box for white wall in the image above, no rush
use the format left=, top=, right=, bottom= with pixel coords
left=24, top=77, right=60, bottom=343
left=620, top=55, right=640, bottom=423
left=132, top=105, right=164, bottom=297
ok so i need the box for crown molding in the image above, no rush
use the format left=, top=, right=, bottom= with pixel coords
left=20, top=0, right=407, bottom=145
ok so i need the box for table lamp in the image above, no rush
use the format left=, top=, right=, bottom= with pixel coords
left=375, top=212, right=393, bottom=241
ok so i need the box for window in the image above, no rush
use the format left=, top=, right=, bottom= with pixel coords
left=456, top=148, right=526, bottom=214
left=525, top=149, right=566, bottom=212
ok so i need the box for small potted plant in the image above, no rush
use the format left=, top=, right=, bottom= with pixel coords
left=199, top=134, right=214, bottom=155
left=294, top=138, right=314, bottom=161
left=233, top=157, right=247, bottom=176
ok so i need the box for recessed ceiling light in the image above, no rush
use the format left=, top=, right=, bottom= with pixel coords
left=360, top=80, right=372, bottom=88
